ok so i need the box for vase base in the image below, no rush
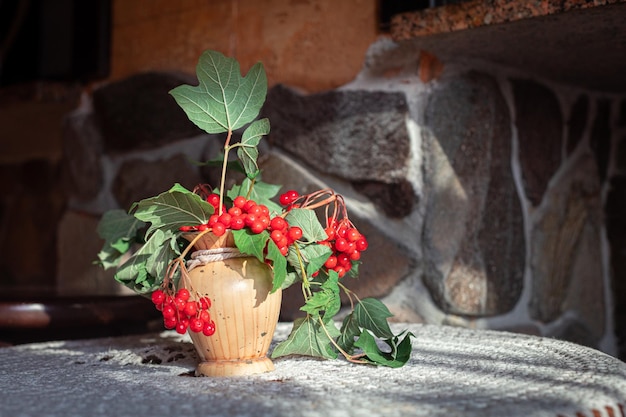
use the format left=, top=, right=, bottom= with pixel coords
left=195, top=356, right=275, bottom=377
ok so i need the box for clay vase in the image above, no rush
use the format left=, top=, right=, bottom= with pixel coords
left=182, top=231, right=282, bottom=377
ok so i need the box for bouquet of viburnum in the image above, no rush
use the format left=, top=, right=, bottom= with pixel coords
left=97, top=49, right=412, bottom=367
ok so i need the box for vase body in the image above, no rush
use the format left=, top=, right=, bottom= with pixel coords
left=182, top=232, right=282, bottom=377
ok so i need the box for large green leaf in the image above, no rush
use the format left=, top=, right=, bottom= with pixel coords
left=285, top=209, right=327, bottom=242
left=353, top=330, right=414, bottom=368
left=353, top=298, right=394, bottom=339
left=237, top=118, right=270, bottom=178
left=169, top=50, right=267, bottom=134
left=114, top=229, right=177, bottom=294
left=96, top=209, right=145, bottom=269
left=265, top=239, right=287, bottom=292
left=338, top=312, right=362, bottom=352
left=131, top=184, right=213, bottom=237
left=271, top=316, right=339, bottom=360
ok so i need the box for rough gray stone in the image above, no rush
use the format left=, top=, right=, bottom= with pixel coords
left=512, top=79, right=563, bottom=206
left=62, top=109, right=104, bottom=201
left=112, top=154, right=203, bottom=211
left=352, top=179, right=416, bottom=218
left=529, top=151, right=603, bottom=323
left=421, top=71, right=524, bottom=316
left=262, top=84, right=411, bottom=183
left=93, top=72, right=202, bottom=153
left=259, top=151, right=412, bottom=320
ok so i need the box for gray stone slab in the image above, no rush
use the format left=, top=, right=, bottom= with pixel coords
left=1, top=323, right=625, bottom=417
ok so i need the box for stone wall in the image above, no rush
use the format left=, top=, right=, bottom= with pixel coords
left=54, top=37, right=626, bottom=360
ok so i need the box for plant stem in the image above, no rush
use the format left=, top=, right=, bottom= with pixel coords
left=219, top=129, right=234, bottom=215
left=316, top=316, right=369, bottom=364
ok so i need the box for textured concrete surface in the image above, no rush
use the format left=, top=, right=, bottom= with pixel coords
left=1, top=323, right=625, bottom=417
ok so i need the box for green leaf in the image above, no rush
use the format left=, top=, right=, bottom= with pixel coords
left=353, top=330, right=414, bottom=368
left=96, top=210, right=146, bottom=269
left=114, top=229, right=177, bottom=294
left=169, top=50, right=267, bottom=134
left=286, top=242, right=331, bottom=275
left=131, top=184, right=213, bottom=237
left=237, top=118, right=270, bottom=178
left=338, top=312, right=362, bottom=352
left=300, top=270, right=340, bottom=319
left=232, top=229, right=270, bottom=262
left=280, top=270, right=301, bottom=290
left=271, top=316, right=338, bottom=360
left=227, top=178, right=283, bottom=215
left=265, top=239, right=287, bottom=292
left=305, top=245, right=332, bottom=277
left=97, top=209, right=144, bottom=244
left=285, top=209, right=327, bottom=242
left=353, top=298, right=394, bottom=339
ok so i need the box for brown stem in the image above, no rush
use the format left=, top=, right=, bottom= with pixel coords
left=317, top=315, right=369, bottom=364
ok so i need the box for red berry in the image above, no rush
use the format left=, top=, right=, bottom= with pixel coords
left=197, top=223, right=209, bottom=231
left=270, top=229, right=283, bottom=243
left=245, top=213, right=257, bottom=227
left=279, top=190, right=299, bottom=206
left=258, top=205, right=270, bottom=216
left=174, top=297, right=187, bottom=312
left=356, top=237, right=368, bottom=252
left=163, top=317, right=177, bottom=329
left=324, top=227, right=335, bottom=241
left=350, top=251, right=361, bottom=261
left=199, top=310, right=211, bottom=323
left=189, top=318, right=204, bottom=333
left=337, top=253, right=351, bottom=267
left=162, top=305, right=176, bottom=319
left=202, top=320, right=216, bottom=336
left=218, top=213, right=232, bottom=227
left=247, top=204, right=262, bottom=216
left=346, top=228, right=361, bottom=242
left=250, top=220, right=266, bottom=234
left=206, top=193, right=220, bottom=208
left=334, top=266, right=346, bottom=278
left=199, top=297, right=211, bottom=310
left=228, top=206, right=242, bottom=217
left=183, top=301, right=198, bottom=317
left=176, top=289, right=190, bottom=302
left=151, top=290, right=165, bottom=305
left=279, top=245, right=289, bottom=256
left=233, top=196, right=247, bottom=209
left=212, top=222, right=226, bottom=236
left=179, top=225, right=192, bottom=232
left=208, top=214, right=219, bottom=226
left=176, top=321, right=188, bottom=334
left=334, top=237, right=349, bottom=252
left=324, top=255, right=338, bottom=269
left=270, top=216, right=287, bottom=231
left=230, top=216, right=245, bottom=230
left=288, top=226, right=303, bottom=241
left=242, top=200, right=257, bottom=213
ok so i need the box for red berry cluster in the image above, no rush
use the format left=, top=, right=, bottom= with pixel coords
left=318, top=218, right=368, bottom=278
left=278, top=189, right=369, bottom=278
left=180, top=193, right=303, bottom=256
left=151, top=288, right=215, bottom=336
